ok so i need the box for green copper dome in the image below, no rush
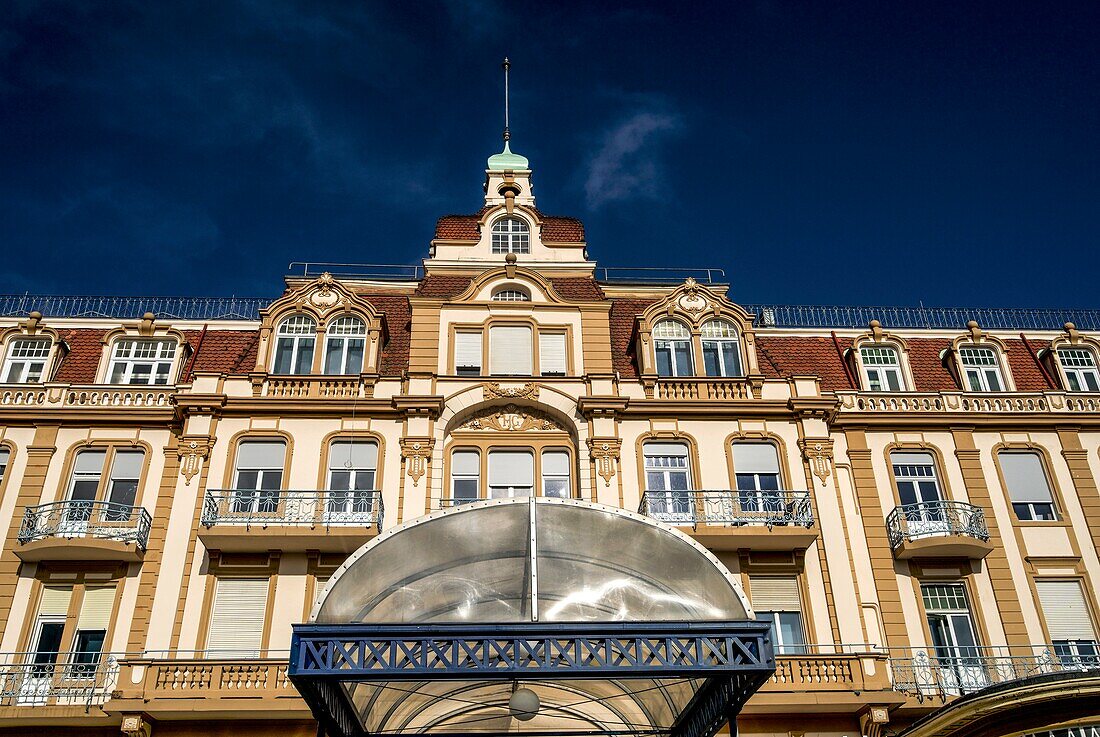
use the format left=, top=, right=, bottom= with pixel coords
left=487, top=141, right=529, bottom=171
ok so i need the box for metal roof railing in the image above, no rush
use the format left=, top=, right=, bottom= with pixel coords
left=596, top=266, right=726, bottom=284
left=0, top=294, right=272, bottom=321
left=744, top=304, right=1100, bottom=331
left=287, top=262, right=424, bottom=280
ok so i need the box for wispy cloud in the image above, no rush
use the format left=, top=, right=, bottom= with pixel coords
left=584, top=111, right=682, bottom=209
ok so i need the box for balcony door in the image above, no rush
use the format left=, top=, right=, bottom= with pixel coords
left=21, top=586, right=113, bottom=705
left=644, top=443, right=694, bottom=523
left=892, top=452, right=950, bottom=537
left=62, top=449, right=144, bottom=535
left=922, top=583, right=986, bottom=693
left=733, top=443, right=783, bottom=523
left=326, top=440, right=377, bottom=523
left=231, top=441, right=285, bottom=516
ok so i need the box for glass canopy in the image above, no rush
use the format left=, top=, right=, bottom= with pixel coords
left=293, top=498, right=771, bottom=737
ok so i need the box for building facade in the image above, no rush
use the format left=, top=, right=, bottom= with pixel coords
left=1, top=141, right=1100, bottom=737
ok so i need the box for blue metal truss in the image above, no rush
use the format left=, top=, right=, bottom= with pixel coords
left=289, top=621, right=775, bottom=737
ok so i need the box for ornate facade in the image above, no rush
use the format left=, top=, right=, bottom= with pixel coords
left=0, top=140, right=1099, bottom=737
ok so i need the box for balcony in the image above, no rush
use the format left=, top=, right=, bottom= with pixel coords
left=748, top=649, right=902, bottom=713
left=256, top=375, right=375, bottom=399
left=886, top=500, right=993, bottom=559
left=199, top=490, right=382, bottom=553
left=639, top=490, right=818, bottom=551
left=652, top=377, right=754, bottom=401
left=835, top=390, right=1100, bottom=420
left=0, top=651, right=119, bottom=719
left=0, top=383, right=174, bottom=411
left=16, top=501, right=151, bottom=562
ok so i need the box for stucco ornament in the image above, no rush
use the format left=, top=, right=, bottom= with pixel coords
left=482, top=382, right=540, bottom=400
left=799, top=438, right=834, bottom=484
left=307, top=272, right=343, bottom=313
left=457, top=404, right=564, bottom=432
left=676, top=278, right=709, bottom=313
left=400, top=438, right=434, bottom=486
left=587, top=438, right=622, bottom=487
left=177, top=436, right=215, bottom=485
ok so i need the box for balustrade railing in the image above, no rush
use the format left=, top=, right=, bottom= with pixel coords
left=260, top=375, right=374, bottom=399
left=18, top=501, right=151, bottom=551
left=202, top=490, right=382, bottom=531
left=655, top=378, right=751, bottom=400
left=837, top=391, right=1100, bottom=414
left=886, top=500, right=989, bottom=548
left=638, top=490, right=814, bottom=528
left=0, top=651, right=120, bottom=707
left=0, top=383, right=174, bottom=408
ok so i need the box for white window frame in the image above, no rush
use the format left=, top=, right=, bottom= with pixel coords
left=1058, top=347, right=1100, bottom=393
left=325, top=440, right=378, bottom=521
left=323, top=316, right=366, bottom=375
left=491, top=288, right=531, bottom=302
left=272, top=315, right=317, bottom=375
left=487, top=450, right=535, bottom=499
left=454, top=331, right=483, bottom=376
left=491, top=218, right=530, bottom=254
left=653, top=320, right=694, bottom=378
left=751, top=577, right=807, bottom=655
left=451, top=450, right=480, bottom=505
left=2, top=337, right=52, bottom=384
left=538, top=332, right=567, bottom=377
left=860, top=345, right=905, bottom=392
left=700, top=320, right=742, bottom=378
left=489, top=325, right=533, bottom=376
left=959, top=346, right=1006, bottom=392
left=541, top=449, right=571, bottom=498
left=232, top=441, right=286, bottom=515
left=998, top=451, right=1058, bottom=521
left=107, top=339, right=178, bottom=385
left=643, top=443, right=694, bottom=523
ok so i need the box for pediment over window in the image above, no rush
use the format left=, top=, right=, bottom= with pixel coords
left=449, top=265, right=571, bottom=305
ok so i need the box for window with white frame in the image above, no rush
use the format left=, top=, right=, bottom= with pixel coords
left=323, top=316, right=366, bottom=375
left=232, top=441, right=285, bottom=515
left=959, top=346, right=1006, bottom=392
left=272, top=315, right=316, bottom=375
left=206, top=578, right=268, bottom=657
left=454, top=331, right=483, bottom=376
left=489, top=325, right=533, bottom=376
left=26, top=586, right=115, bottom=683
left=0, top=448, right=9, bottom=485
left=998, top=451, right=1057, bottom=521
left=1036, top=580, right=1100, bottom=667
left=921, top=583, right=983, bottom=676
left=451, top=450, right=480, bottom=505
left=891, top=451, right=952, bottom=536
left=653, top=320, right=693, bottom=377
left=27, top=587, right=70, bottom=683
left=539, top=332, right=567, bottom=376
left=751, top=577, right=806, bottom=654
left=700, top=320, right=742, bottom=377
left=70, top=587, right=113, bottom=677
left=491, top=218, right=530, bottom=254
left=861, top=346, right=905, bottom=391
left=643, top=442, right=693, bottom=522
left=1058, top=348, right=1100, bottom=393
left=326, top=440, right=378, bottom=520
left=492, top=288, right=530, bottom=302
left=2, top=337, right=51, bottom=383
left=488, top=451, right=534, bottom=498
left=541, top=450, right=571, bottom=498
left=107, top=339, right=177, bottom=385
left=733, top=443, right=782, bottom=518
left=66, top=448, right=144, bottom=523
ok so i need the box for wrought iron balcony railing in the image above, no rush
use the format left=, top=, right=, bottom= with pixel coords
left=17, top=501, right=151, bottom=551
left=202, top=490, right=383, bottom=532
left=886, top=500, right=989, bottom=549
left=888, top=645, right=1100, bottom=699
left=639, top=490, right=814, bottom=528
left=0, top=651, right=120, bottom=707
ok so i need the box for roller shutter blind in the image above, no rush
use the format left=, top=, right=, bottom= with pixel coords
left=77, top=587, right=115, bottom=629
left=538, top=333, right=567, bottom=375
left=38, top=587, right=72, bottom=616
left=1037, top=581, right=1097, bottom=640
left=750, top=577, right=801, bottom=611
left=206, top=578, right=268, bottom=656
left=999, top=452, right=1054, bottom=502
left=732, top=444, right=780, bottom=474
left=454, top=332, right=482, bottom=372
left=489, top=326, right=532, bottom=376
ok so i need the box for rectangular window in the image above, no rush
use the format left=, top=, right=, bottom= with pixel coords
left=27, top=587, right=71, bottom=684
left=0, top=448, right=8, bottom=485
left=1036, top=580, right=1100, bottom=668
left=206, top=578, right=268, bottom=657
left=998, top=451, right=1057, bottom=521
left=1059, top=348, right=1100, bottom=393
left=2, top=338, right=51, bottom=383
left=454, top=331, right=482, bottom=376
left=103, top=450, right=143, bottom=520
left=538, top=332, right=567, bottom=377
left=489, top=326, right=533, bottom=376
left=751, top=577, right=806, bottom=654
left=488, top=450, right=534, bottom=498
left=66, top=450, right=106, bottom=525
left=326, top=441, right=378, bottom=520
left=541, top=450, right=571, bottom=498
left=921, top=582, right=985, bottom=691
left=644, top=443, right=693, bottom=522
left=655, top=341, right=693, bottom=376
left=232, top=441, right=285, bottom=515
left=733, top=443, right=782, bottom=518
left=861, top=346, right=904, bottom=391
left=71, top=587, right=113, bottom=678
left=108, top=339, right=178, bottom=385
left=451, top=450, right=480, bottom=504
left=959, top=347, right=1005, bottom=392
left=890, top=451, right=950, bottom=535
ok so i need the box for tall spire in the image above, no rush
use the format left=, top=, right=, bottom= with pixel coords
left=488, top=56, right=529, bottom=171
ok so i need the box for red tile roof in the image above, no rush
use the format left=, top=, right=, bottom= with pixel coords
left=364, top=296, right=411, bottom=377
left=907, top=338, right=956, bottom=391
left=54, top=329, right=108, bottom=383
left=1005, top=338, right=1055, bottom=391
left=549, top=278, right=604, bottom=301
left=183, top=329, right=259, bottom=377
left=755, top=336, right=856, bottom=391
left=609, top=299, right=657, bottom=377
left=433, top=208, right=585, bottom=243
left=415, top=275, right=473, bottom=298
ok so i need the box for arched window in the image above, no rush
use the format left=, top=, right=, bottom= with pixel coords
left=324, top=316, right=366, bottom=375
left=700, top=320, right=742, bottom=377
left=491, top=218, right=530, bottom=254
left=491, top=288, right=531, bottom=302
left=652, top=320, right=693, bottom=377
left=2, top=337, right=52, bottom=383
left=326, top=439, right=378, bottom=521
left=860, top=346, right=904, bottom=391
left=108, top=339, right=178, bottom=385
left=958, top=346, right=1005, bottom=392
left=1057, top=347, right=1100, bottom=392
left=272, top=315, right=316, bottom=375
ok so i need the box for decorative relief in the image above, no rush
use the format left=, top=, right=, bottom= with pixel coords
left=177, top=436, right=216, bottom=485
left=400, top=438, right=434, bottom=486
left=305, top=272, right=348, bottom=314
left=587, top=438, right=621, bottom=487
left=799, top=438, right=834, bottom=484
left=676, top=277, right=709, bottom=313
left=457, top=404, right=565, bottom=432
left=482, top=382, right=540, bottom=401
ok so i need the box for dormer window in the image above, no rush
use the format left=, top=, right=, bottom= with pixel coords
left=108, top=339, right=178, bottom=385
left=700, top=320, right=742, bottom=377
left=492, top=288, right=531, bottom=302
left=653, top=320, right=693, bottom=377
left=959, top=346, right=1005, bottom=392
left=323, top=316, right=366, bottom=375
left=1058, top=348, right=1100, bottom=392
left=491, top=218, right=530, bottom=254
left=2, top=337, right=52, bottom=383
left=860, top=346, right=904, bottom=392
left=272, top=315, right=317, bottom=375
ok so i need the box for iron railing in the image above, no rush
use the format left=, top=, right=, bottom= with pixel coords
left=17, top=501, right=151, bottom=551
left=596, top=266, right=726, bottom=284
left=888, top=645, right=1100, bottom=699
left=886, top=500, right=989, bottom=549
left=286, top=262, right=424, bottom=280
left=0, top=651, right=120, bottom=708
left=638, top=490, right=814, bottom=528
left=0, top=294, right=271, bottom=320
left=745, top=304, right=1100, bottom=331
left=202, top=490, right=383, bottom=532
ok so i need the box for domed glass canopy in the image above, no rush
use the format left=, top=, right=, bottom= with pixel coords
left=291, top=498, right=773, bottom=737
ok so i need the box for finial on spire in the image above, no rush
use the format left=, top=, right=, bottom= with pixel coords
left=502, top=56, right=511, bottom=143
left=487, top=56, right=529, bottom=171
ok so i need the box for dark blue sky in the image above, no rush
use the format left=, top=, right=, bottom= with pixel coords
left=2, top=1, right=1098, bottom=306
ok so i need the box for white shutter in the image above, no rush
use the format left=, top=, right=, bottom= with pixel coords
left=236, top=441, right=286, bottom=470
left=454, top=332, right=482, bottom=371
left=999, top=453, right=1054, bottom=502
left=891, top=451, right=935, bottom=467
left=733, top=444, right=780, bottom=474
left=538, top=333, right=567, bottom=375
left=206, top=578, right=268, bottom=656
left=644, top=443, right=689, bottom=460
left=452, top=451, right=480, bottom=475
left=77, top=587, right=115, bottom=630
left=489, top=452, right=534, bottom=486
left=329, top=441, right=378, bottom=470
left=489, top=326, right=532, bottom=376
left=110, top=450, right=144, bottom=479
left=314, top=577, right=330, bottom=608
left=38, top=587, right=72, bottom=616
left=751, top=577, right=801, bottom=612
left=541, top=451, right=570, bottom=476
left=1037, top=581, right=1097, bottom=640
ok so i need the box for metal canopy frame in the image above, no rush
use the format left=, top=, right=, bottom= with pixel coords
left=290, top=621, right=775, bottom=737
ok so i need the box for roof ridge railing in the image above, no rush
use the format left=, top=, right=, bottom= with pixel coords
left=597, top=266, right=726, bottom=284
left=287, top=262, right=424, bottom=280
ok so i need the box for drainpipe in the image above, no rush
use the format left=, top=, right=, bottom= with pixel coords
left=831, top=331, right=857, bottom=389
left=1020, top=333, right=1057, bottom=389
left=183, top=324, right=208, bottom=383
